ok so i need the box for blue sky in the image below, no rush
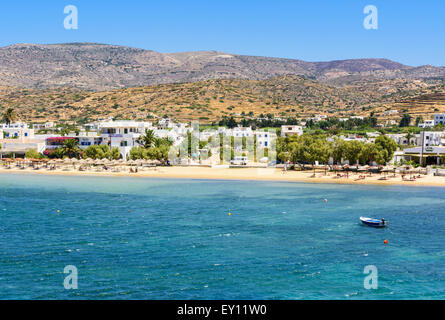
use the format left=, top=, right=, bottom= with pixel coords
left=0, top=0, right=444, bottom=66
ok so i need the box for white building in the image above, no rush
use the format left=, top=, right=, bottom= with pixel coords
left=0, top=122, right=34, bottom=139
left=229, top=127, right=254, bottom=138
left=33, top=122, right=56, bottom=131
left=387, top=131, right=443, bottom=147
left=403, top=146, right=445, bottom=165
left=418, top=120, right=435, bottom=128
left=309, top=115, right=328, bottom=122
left=422, top=132, right=442, bottom=147
left=281, top=125, right=303, bottom=137
left=0, top=138, right=46, bottom=157
left=387, top=134, right=417, bottom=146
left=98, top=120, right=155, bottom=160
left=434, top=114, right=445, bottom=126
left=0, top=123, right=45, bottom=157
left=338, top=134, right=367, bottom=143
left=384, top=110, right=399, bottom=116
left=256, top=130, right=276, bottom=149
left=158, top=118, right=174, bottom=129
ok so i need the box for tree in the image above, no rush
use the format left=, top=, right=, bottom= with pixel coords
left=25, top=149, right=41, bottom=159
left=83, top=145, right=118, bottom=159
left=415, top=116, right=424, bottom=126
left=405, top=130, right=414, bottom=146
left=62, top=139, right=81, bottom=158
left=307, top=139, right=331, bottom=165
left=2, top=108, right=17, bottom=125
left=110, top=147, right=121, bottom=160
left=137, top=129, right=156, bottom=148
left=129, top=146, right=145, bottom=160
left=332, top=139, right=346, bottom=164
left=399, top=114, right=412, bottom=127
left=343, top=140, right=364, bottom=165
left=374, top=135, right=397, bottom=164
left=227, top=116, right=237, bottom=129
left=287, top=133, right=331, bottom=165
left=358, top=143, right=385, bottom=165
left=153, top=137, right=173, bottom=148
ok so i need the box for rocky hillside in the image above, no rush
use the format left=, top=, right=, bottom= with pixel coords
left=1, top=75, right=444, bottom=124
left=1, top=43, right=442, bottom=91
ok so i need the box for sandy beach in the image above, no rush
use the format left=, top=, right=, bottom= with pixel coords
left=1, top=165, right=445, bottom=187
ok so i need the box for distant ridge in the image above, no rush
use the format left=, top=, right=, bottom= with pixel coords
left=0, top=43, right=444, bottom=91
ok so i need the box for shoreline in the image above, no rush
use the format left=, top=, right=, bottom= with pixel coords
left=1, top=166, right=445, bottom=187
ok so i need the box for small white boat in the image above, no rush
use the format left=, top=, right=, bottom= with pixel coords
left=360, top=217, right=387, bottom=228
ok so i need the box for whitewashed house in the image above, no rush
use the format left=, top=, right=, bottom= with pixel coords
left=33, top=121, right=56, bottom=131
left=0, top=122, right=34, bottom=139
left=158, top=118, right=174, bottom=129
left=256, top=130, right=276, bottom=149
left=418, top=120, right=435, bottom=128
left=384, top=110, right=399, bottom=116
left=0, top=122, right=45, bottom=157
left=281, top=125, right=303, bottom=137
left=230, top=127, right=254, bottom=138
left=434, top=114, right=445, bottom=126
left=98, top=120, right=155, bottom=159
left=387, top=134, right=416, bottom=146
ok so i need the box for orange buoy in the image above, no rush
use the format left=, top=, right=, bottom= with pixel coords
left=384, top=239, right=388, bottom=244
left=324, top=199, right=327, bottom=203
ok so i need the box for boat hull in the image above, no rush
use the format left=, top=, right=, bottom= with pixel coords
left=360, top=217, right=387, bottom=228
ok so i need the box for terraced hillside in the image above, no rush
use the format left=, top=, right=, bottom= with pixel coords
left=1, top=76, right=444, bottom=124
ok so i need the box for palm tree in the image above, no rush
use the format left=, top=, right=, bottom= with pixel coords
left=405, top=130, right=414, bottom=146
left=137, top=129, right=156, bottom=148
left=62, top=139, right=80, bottom=158
left=153, top=137, right=173, bottom=148
left=2, top=108, right=17, bottom=125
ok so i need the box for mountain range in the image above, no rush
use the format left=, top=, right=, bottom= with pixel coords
left=1, top=43, right=444, bottom=123
left=1, top=43, right=444, bottom=91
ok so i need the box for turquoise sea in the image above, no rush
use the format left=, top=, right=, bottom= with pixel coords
left=0, top=173, right=444, bottom=299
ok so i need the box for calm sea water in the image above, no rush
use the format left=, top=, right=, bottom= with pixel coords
left=0, top=173, right=444, bottom=300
